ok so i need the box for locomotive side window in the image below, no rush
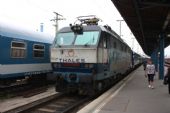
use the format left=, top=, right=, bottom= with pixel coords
left=33, top=44, right=45, bottom=58
left=124, top=47, right=127, bottom=52
left=114, top=42, right=117, bottom=48
left=11, top=41, right=26, bottom=58
left=103, top=34, right=109, bottom=48
left=103, top=38, right=107, bottom=48
left=121, top=45, right=124, bottom=51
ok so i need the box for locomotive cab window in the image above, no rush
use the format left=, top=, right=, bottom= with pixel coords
left=33, top=44, right=45, bottom=58
left=54, top=31, right=99, bottom=46
left=11, top=41, right=26, bottom=58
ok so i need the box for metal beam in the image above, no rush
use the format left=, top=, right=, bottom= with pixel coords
left=140, top=5, right=157, bottom=10
left=132, top=0, right=147, bottom=54
left=162, top=11, right=170, bottom=31
left=159, top=33, right=165, bottom=80
left=140, top=1, right=170, bottom=7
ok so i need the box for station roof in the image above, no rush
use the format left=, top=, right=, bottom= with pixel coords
left=111, top=0, right=170, bottom=56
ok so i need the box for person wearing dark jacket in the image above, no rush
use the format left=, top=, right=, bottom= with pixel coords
left=166, top=67, right=170, bottom=94
left=143, top=60, right=147, bottom=70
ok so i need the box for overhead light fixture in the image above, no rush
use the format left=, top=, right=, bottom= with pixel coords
left=167, top=34, right=170, bottom=37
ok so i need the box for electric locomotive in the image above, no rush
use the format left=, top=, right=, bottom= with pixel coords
left=0, top=22, right=53, bottom=87
left=51, top=15, right=132, bottom=95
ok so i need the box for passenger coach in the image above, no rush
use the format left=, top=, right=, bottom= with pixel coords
left=0, top=23, right=52, bottom=86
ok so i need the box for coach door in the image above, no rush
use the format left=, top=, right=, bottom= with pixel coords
left=103, top=33, right=111, bottom=77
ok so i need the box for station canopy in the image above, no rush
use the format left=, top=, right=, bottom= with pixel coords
left=111, top=0, right=170, bottom=56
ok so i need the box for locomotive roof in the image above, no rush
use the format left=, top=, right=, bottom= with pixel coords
left=0, top=22, right=53, bottom=44
left=58, top=25, right=130, bottom=48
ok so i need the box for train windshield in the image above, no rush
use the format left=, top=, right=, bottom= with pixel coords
left=54, top=31, right=99, bottom=46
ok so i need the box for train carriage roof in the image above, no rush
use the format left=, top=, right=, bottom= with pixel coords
left=0, top=22, right=53, bottom=44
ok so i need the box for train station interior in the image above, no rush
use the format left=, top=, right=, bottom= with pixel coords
left=112, top=0, right=170, bottom=79
left=1, top=0, right=170, bottom=113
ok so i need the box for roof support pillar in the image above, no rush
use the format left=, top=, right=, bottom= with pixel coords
left=151, top=48, right=158, bottom=72
left=159, top=33, right=165, bottom=80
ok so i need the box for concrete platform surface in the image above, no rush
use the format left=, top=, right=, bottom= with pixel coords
left=79, top=66, right=170, bottom=113
left=0, top=87, right=58, bottom=113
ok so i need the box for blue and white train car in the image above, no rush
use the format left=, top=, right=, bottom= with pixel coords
left=0, top=23, right=53, bottom=86
left=51, top=16, right=132, bottom=95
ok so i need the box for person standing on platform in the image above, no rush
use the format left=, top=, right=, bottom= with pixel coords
left=143, top=60, right=147, bottom=70
left=165, top=67, right=170, bottom=94
left=145, top=59, right=156, bottom=89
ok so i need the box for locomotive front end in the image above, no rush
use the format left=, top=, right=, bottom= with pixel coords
left=51, top=23, right=100, bottom=94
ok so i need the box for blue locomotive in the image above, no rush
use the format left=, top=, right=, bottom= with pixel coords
left=51, top=16, right=134, bottom=95
left=0, top=23, right=53, bottom=87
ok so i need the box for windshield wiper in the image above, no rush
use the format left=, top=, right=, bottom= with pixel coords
left=84, top=36, right=95, bottom=46
left=55, top=43, right=61, bottom=48
left=58, top=45, right=61, bottom=48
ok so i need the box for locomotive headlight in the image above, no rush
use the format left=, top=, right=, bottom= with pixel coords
left=70, top=24, right=83, bottom=34
left=77, top=26, right=81, bottom=30
left=85, top=64, right=94, bottom=68
left=89, top=64, right=94, bottom=68
left=52, top=63, right=61, bottom=68
left=53, top=63, right=58, bottom=68
left=74, top=27, right=77, bottom=30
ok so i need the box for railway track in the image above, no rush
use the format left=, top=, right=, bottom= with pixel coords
left=0, top=81, right=52, bottom=99
left=1, top=65, right=141, bottom=113
left=20, top=65, right=141, bottom=113
left=21, top=94, right=89, bottom=113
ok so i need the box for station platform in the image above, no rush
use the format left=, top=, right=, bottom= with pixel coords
left=78, top=66, right=170, bottom=113
left=0, top=87, right=58, bottom=113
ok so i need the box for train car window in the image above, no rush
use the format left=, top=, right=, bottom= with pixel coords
left=110, top=38, right=113, bottom=48
left=118, top=41, right=121, bottom=50
left=103, top=38, right=107, bottom=48
left=107, top=36, right=111, bottom=48
left=11, top=41, right=26, bottom=58
left=33, top=44, right=45, bottom=58
left=124, top=47, right=127, bottom=52
left=121, top=45, right=123, bottom=51
left=114, top=42, right=117, bottom=48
